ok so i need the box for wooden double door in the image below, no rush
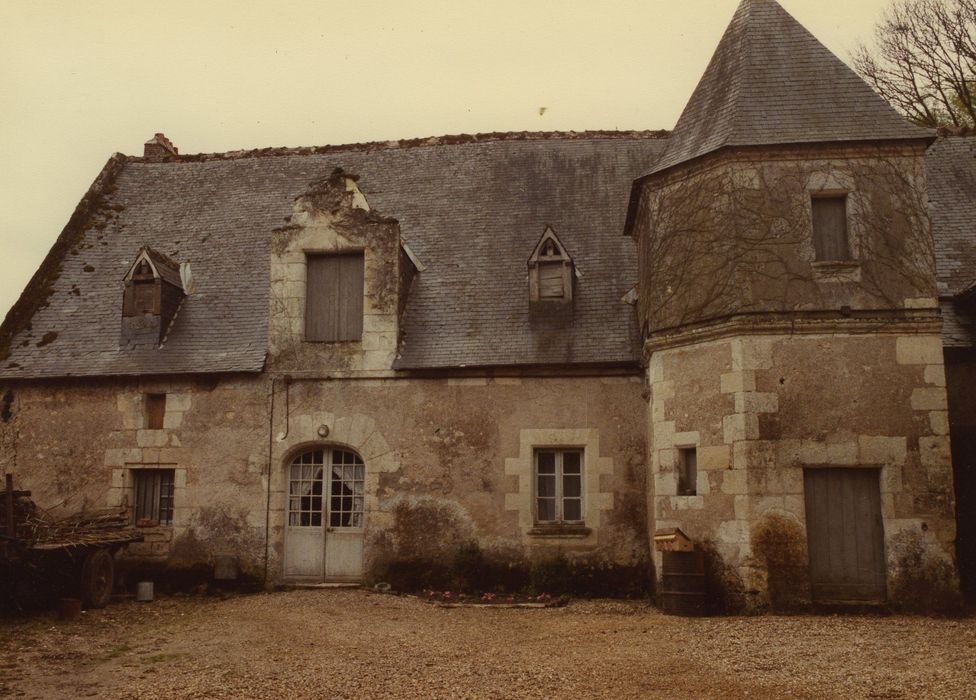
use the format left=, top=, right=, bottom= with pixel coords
left=804, top=468, right=887, bottom=603
left=283, top=448, right=365, bottom=581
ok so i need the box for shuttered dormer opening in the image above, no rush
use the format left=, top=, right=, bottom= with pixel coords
left=528, top=226, right=574, bottom=304
left=120, top=247, right=185, bottom=349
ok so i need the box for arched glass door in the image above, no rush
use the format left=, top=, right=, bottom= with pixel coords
left=283, top=447, right=365, bottom=580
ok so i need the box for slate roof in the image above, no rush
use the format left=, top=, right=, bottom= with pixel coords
left=927, top=136, right=976, bottom=347
left=0, top=133, right=666, bottom=378
left=647, top=0, right=931, bottom=177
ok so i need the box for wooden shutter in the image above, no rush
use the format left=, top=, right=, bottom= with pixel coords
left=145, top=393, right=166, bottom=429
left=305, top=253, right=364, bottom=341
left=539, top=262, right=565, bottom=298
left=812, top=196, right=850, bottom=261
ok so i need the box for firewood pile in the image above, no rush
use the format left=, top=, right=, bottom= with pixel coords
left=25, top=506, right=142, bottom=550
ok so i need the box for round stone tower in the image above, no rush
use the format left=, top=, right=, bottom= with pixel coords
left=626, top=0, right=960, bottom=612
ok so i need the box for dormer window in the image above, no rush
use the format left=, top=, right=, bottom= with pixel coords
left=121, top=247, right=186, bottom=349
left=528, top=226, right=574, bottom=304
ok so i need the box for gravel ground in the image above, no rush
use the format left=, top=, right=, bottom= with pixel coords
left=1, top=589, right=974, bottom=699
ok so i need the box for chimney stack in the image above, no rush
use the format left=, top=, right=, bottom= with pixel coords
left=143, top=133, right=178, bottom=161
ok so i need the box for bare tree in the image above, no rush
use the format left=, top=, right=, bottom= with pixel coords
left=853, top=0, right=976, bottom=129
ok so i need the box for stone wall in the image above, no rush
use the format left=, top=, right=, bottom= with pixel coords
left=268, top=171, right=403, bottom=375
left=633, top=143, right=936, bottom=336
left=0, top=372, right=649, bottom=588
left=647, top=333, right=960, bottom=611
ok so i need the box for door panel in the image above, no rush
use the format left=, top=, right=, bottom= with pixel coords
left=804, top=468, right=886, bottom=602
left=325, top=530, right=364, bottom=579
left=324, top=450, right=365, bottom=580
left=283, top=455, right=325, bottom=578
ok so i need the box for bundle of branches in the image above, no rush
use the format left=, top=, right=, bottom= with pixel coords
left=24, top=504, right=142, bottom=549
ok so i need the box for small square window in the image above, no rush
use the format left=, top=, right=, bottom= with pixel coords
left=534, top=449, right=584, bottom=524
left=144, top=393, right=166, bottom=429
left=134, top=469, right=175, bottom=526
left=812, top=195, right=851, bottom=262
left=678, top=447, right=698, bottom=496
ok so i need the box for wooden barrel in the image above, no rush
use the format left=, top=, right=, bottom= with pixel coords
left=660, top=551, right=706, bottom=616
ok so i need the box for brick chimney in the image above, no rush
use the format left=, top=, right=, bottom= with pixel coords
left=143, top=133, right=178, bottom=161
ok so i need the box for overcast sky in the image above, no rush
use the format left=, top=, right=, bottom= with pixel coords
left=0, top=0, right=895, bottom=320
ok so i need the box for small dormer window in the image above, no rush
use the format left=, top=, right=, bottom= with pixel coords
left=528, top=226, right=574, bottom=304
left=121, top=247, right=185, bottom=349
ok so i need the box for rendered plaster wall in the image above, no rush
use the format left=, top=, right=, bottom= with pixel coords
left=0, top=373, right=648, bottom=587
left=267, top=374, right=649, bottom=585
left=633, top=144, right=937, bottom=335
left=647, top=333, right=960, bottom=612
left=0, top=377, right=271, bottom=577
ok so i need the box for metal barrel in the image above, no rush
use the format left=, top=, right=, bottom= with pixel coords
left=660, top=551, right=707, bottom=616
left=136, top=581, right=154, bottom=602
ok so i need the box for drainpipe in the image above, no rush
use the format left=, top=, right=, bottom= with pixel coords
left=263, top=377, right=276, bottom=588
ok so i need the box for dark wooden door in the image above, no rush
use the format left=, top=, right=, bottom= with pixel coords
left=804, top=468, right=886, bottom=603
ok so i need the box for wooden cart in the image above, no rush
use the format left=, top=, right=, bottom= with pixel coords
left=2, top=474, right=144, bottom=609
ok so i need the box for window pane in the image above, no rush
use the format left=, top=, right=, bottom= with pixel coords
left=562, top=451, right=581, bottom=474
left=563, top=474, right=581, bottom=498
left=537, top=451, right=556, bottom=474
left=678, top=448, right=698, bottom=496
left=537, top=498, right=556, bottom=521
left=563, top=499, right=582, bottom=521
left=537, top=473, right=556, bottom=498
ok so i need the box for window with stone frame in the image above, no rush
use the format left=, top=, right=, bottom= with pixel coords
left=305, top=252, right=365, bottom=342
left=811, top=194, right=851, bottom=261
left=534, top=449, right=584, bottom=524
left=133, top=469, right=175, bottom=526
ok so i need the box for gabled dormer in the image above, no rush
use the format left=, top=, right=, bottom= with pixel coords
left=121, top=247, right=186, bottom=348
left=528, top=226, right=575, bottom=327
left=528, top=226, right=574, bottom=303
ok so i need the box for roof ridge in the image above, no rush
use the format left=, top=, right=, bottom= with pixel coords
left=128, top=129, right=671, bottom=164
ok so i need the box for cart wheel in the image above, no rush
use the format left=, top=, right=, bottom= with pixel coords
left=80, top=549, right=114, bottom=609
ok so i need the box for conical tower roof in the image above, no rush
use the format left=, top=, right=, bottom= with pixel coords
left=648, top=0, right=931, bottom=176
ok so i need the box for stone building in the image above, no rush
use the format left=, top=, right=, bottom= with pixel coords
left=1, top=0, right=973, bottom=611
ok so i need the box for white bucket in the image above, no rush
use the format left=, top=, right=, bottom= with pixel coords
left=136, top=581, right=154, bottom=602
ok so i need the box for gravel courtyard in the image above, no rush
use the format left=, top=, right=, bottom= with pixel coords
left=1, top=589, right=974, bottom=699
